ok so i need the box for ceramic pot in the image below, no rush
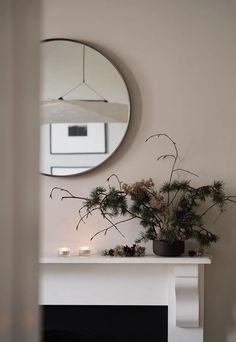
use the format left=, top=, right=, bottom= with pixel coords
left=153, top=240, right=185, bottom=257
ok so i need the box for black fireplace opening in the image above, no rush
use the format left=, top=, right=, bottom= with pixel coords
left=42, top=305, right=168, bottom=342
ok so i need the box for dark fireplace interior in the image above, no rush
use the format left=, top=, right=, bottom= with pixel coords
left=42, top=305, right=168, bottom=342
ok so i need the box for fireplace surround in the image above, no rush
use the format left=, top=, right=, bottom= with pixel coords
left=40, top=255, right=211, bottom=342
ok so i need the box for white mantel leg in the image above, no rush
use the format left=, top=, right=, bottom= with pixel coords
left=168, top=265, right=204, bottom=342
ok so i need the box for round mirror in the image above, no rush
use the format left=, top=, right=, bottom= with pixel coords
left=40, top=39, right=130, bottom=176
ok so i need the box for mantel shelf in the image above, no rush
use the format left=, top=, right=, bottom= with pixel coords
left=39, top=254, right=211, bottom=265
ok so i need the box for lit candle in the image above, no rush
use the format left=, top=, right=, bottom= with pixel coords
left=78, top=246, right=91, bottom=257
left=57, top=247, right=71, bottom=256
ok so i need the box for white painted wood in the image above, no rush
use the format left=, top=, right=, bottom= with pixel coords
left=175, top=265, right=199, bottom=327
left=168, top=265, right=205, bottom=342
left=40, top=263, right=209, bottom=342
left=175, top=264, right=199, bottom=277
left=40, top=264, right=169, bottom=306
left=0, top=1, right=40, bottom=342
left=40, top=255, right=211, bottom=264
left=175, top=277, right=199, bottom=327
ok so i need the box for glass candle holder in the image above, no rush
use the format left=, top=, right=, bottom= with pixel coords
left=57, top=247, right=71, bottom=256
left=78, top=246, right=91, bottom=257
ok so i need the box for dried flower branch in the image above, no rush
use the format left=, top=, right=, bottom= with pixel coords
left=50, top=134, right=236, bottom=248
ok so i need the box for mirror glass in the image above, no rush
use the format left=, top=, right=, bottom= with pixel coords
left=40, top=39, right=130, bottom=176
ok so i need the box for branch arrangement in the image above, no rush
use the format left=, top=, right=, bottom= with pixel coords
left=50, top=134, right=236, bottom=247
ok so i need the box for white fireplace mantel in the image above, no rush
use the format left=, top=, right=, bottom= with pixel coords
left=40, top=255, right=211, bottom=342
left=40, top=255, right=211, bottom=264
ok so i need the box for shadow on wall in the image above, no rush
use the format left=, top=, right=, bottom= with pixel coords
left=205, top=205, right=236, bottom=342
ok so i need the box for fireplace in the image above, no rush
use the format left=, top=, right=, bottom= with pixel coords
left=40, top=255, right=211, bottom=342
left=42, top=305, right=168, bottom=342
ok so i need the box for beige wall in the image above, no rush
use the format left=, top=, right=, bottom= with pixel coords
left=41, top=1, right=236, bottom=341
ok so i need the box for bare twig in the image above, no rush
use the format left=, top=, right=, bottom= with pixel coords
left=145, top=133, right=176, bottom=145
left=173, top=168, right=199, bottom=177
left=146, top=133, right=178, bottom=205
left=199, top=195, right=236, bottom=218
left=157, top=154, right=175, bottom=161
left=107, top=173, right=123, bottom=191
left=211, top=210, right=224, bottom=225
left=100, top=208, right=125, bottom=239
left=76, top=207, right=100, bottom=229
left=226, top=196, right=236, bottom=204
left=50, top=187, right=86, bottom=201
left=199, top=203, right=218, bottom=218
left=90, top=216, right=136, bottom=241
left=169, top=189, right=181, bottom=207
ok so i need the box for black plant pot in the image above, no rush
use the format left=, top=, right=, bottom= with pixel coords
left=153, top=240, right=185, bottom=257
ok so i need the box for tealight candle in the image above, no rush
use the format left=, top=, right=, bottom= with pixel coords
left=78, top=246, right=91, bottom=257
left=57, top=247, right=71, bottom=256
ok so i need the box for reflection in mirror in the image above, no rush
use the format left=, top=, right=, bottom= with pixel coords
left=40, top=39, right=130, bottom=176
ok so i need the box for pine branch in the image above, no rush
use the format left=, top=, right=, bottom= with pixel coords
left=142, top=202, right=163, bottom=225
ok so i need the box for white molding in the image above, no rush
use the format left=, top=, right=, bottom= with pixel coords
left=40, top=262, right=209, bottom=342
left=40, top=255, right=211, bottom=265
left=175, top=265, right=199, bottom=327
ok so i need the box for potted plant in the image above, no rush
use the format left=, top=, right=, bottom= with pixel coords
left=51, top=134, right=236, bottom=257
